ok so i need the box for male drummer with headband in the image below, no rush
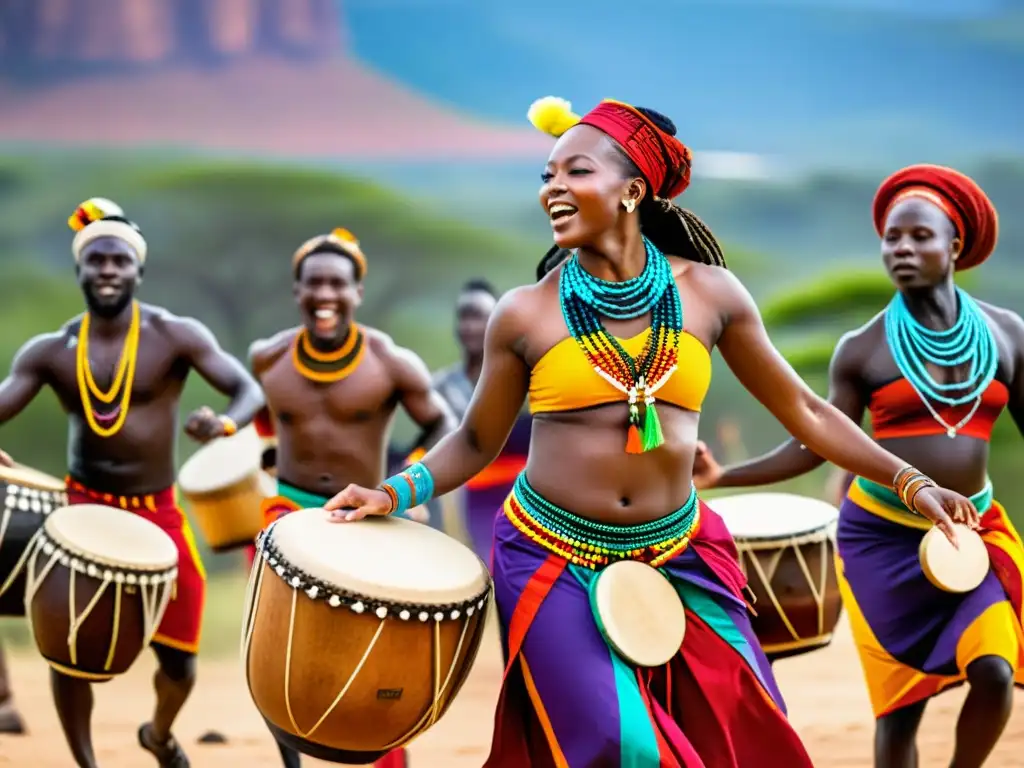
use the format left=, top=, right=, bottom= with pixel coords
left=249, top=227, right=455, bottom=768
left=0, top=197, right=264, bottom=768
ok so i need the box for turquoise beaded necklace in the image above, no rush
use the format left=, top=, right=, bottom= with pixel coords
left=883, top=286, right=997, bottom=437
left=559, top=236, right=683, bottom=453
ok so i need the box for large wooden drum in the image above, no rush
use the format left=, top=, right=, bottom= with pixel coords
left=709, top=492, right=843, bottom=661
left=178, top=425, right=268, bottom=552
left=243, top=509, right=492, bottom=763
left=24, top=504, right=178, bottom=681
left=0, top=464, right=68, bottom=616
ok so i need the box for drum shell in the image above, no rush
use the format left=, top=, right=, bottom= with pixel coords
left=0, top=509, right=45, bottom=616
left=736, top=531, right=843, bottom=661
left=28, top=562, right=153, bottom=680
left=184, top=474, right=264, bottom=553
left=245, top=561, right=488, bottom=759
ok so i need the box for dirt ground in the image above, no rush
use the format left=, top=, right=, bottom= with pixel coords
left=1, top=615, right=1023, bottom=767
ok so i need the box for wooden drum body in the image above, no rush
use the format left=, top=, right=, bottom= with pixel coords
left=179, top=425, right=268, bottom=552
left=710, top=492, right=843, bottom=661
left=0, top=465, right=68, bottom=616
left=25, top=504, right=178, bottom=682
left=243, top=509, right=492, bottom=763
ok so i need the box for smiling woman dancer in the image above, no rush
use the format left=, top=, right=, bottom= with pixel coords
left=695, top=164, right=1024, bottom=768
left=324, top=99, right=976, bottom=766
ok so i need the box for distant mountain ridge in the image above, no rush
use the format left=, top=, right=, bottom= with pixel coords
left=343, top=0, right=1024, bottom=167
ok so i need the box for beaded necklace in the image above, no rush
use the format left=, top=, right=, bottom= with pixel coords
left=883, top=286, right=998, bottom=438
left=559, top=236, right=682, bottom=453
left=76, top=301, right=141, bottom=438
left=291, top=324, right=366, bottom=383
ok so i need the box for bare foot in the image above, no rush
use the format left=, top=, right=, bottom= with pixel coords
left=138, top=722, right=190, bottom=767
left=0, top=699, right=25, bottom=735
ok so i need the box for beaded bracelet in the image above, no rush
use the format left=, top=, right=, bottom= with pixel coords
left=379, top=462, right=435, bottom=516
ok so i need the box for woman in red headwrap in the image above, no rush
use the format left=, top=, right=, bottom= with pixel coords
left=324, top=104, right=977, bottom=765
left=698, top=164, right=1024, bottom=767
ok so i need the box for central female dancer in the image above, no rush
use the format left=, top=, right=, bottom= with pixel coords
left=696, top=164, right=1024, bottom=768
left=325, top=98, right=975, bottom=766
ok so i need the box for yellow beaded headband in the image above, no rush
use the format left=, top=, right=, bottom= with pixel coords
left=292, top=227, right=367, bottom=279
left=68, top=197, right=147, bottom=263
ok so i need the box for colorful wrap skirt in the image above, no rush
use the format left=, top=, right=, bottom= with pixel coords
left=838, top=478, right=1024, bottom=717
left=483, top=474, right=813, bottom=767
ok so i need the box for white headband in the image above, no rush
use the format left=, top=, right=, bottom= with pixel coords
left=72, top=220, right=148, bottom=264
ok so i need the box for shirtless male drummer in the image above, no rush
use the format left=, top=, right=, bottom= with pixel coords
left=0, top=198, right=264, bottom=767
left=249, top=227, right=456, bottom=768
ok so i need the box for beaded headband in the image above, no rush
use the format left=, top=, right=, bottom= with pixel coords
left=68, top=197, right=147, bottom=263
left=292, top=227, right=367, bottom=280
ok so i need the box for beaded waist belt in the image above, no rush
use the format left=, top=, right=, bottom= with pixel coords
left=506, top=474, right=701, bottom=570
left=855, top=476, right=993, bottom=516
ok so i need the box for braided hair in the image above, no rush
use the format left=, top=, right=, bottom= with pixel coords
left=536, top=245, right=571, bottom=281
left=620, top=108, right=727, bottom=269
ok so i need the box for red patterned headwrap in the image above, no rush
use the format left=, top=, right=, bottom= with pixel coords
left=872, top=164, right=999, bottom=271
left=527, top=96, right=693, bottom=200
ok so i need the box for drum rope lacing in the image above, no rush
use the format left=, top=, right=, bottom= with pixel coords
left=243, top=524, right=487, bottom=746
left=738, top=528, right=833, bottom=645
left=0, top=482, right=68, bottom=601
left=23, top=530, right=176, bottom=674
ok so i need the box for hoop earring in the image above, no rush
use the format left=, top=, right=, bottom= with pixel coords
left=622, top=199, right=635, bottom=213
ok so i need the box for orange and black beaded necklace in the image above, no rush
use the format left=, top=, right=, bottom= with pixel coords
left=291, top=323, right=366, bottom=383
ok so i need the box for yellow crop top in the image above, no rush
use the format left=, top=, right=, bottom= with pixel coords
left=528, top=328, right=712, bottom=414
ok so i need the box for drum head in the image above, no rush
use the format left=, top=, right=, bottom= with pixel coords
left=44, top=504, right=178, bottom=571
left=0, top=464, right=65, bottom=492
left=919, top=524, right=989, bottom=593
left=592, top=560, right=685, bottom=668
left=178, top=425, right=261, bottom=494
left=266, top=509, right=489, bottom=605
left=708, top=492, right=838, bottom=540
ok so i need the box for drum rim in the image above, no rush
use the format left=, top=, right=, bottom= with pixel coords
left=709, top=492, right=840, bottom=539
left=918, top=525, right=989, bottom=593
left=255, top=528, right=492, bottom=621
left=40, top=509, right=179, bottom=574
left=591, top=559, right=685, bottom=668
left=177, top=426, right=262, bottom=493
left=31, top=527, right=179, bottom=583
left=0, top=464, right=67, bottom=493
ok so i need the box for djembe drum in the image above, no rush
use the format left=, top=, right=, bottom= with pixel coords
left=0, top=464, right=68, bottom=616
left=243, top=509, right=491, bottom=763
left=709, top=492, right=843, bottom=661
left=178, top=425, right=267, bottom=552
left=24, top=504, right=178, bottom=681
left=920, top=523, right=990, bottom=593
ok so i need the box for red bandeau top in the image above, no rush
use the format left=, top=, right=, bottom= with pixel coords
left=868, top=377, right=1009, bottom=441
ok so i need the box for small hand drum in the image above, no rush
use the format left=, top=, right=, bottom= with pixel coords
left=592, top=560, right=686, bottom=667
left=919, top=523, right=989, bottom=593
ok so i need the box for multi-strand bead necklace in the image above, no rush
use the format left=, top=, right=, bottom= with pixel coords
left=884, top=287, right=997, bottom=438
left=559, top=236, right=682, bottom=453
left=76, top=301, right=141, bottom=438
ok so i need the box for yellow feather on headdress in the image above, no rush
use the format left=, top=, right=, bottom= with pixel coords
left=527, top=96, right=581, bottom=138
left=68, top=197, right=125, bottom=232
left=331, top=227, right=360, bottom=246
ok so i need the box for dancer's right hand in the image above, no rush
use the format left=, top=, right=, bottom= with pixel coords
left=0, top=449, right=12, bottom=467
left=912, top=486, right=979, bottom=549
left=692, top=440, right=723, bottom=490
left=324, top=484, right=393, bottom=522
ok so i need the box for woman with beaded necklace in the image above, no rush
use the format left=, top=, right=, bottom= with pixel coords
left=696, top=164, right=1023, bottom=767
left=325, top=102, right=976, bottom=766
